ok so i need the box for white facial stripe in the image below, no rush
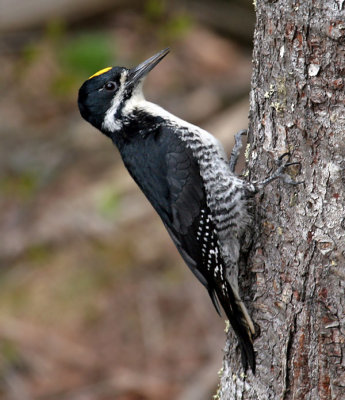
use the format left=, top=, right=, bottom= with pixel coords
left=102, top=71, right=128, bottom=132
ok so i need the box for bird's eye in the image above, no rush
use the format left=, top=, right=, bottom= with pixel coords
left=104, top=81, right=117, bottom=91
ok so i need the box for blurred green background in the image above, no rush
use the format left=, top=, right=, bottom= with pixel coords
left=0, top=1, right=254, bottom=399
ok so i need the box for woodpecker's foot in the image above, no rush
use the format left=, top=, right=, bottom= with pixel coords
left=229, top=129, right=247, bottom=173
left=255, top=153, right=304, bottom=189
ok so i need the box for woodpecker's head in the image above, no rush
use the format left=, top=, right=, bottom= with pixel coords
left=78, top=48, right=169, bottom=134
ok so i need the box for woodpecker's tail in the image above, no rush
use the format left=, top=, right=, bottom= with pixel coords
left=215, top=281, right=256, bottom=374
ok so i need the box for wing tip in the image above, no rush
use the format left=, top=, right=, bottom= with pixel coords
left=240, top=339, right=256, bottom=374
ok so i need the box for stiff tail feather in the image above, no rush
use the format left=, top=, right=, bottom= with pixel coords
left=215, top=281, right=256, bottom=374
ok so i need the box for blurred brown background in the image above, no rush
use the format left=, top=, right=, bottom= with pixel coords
left=0, top=1, right=254, bottom=399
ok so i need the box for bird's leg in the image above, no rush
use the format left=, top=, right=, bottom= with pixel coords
left=255, top=152, right=304, bottom=190
left=229, top=129, right=247, bottom=173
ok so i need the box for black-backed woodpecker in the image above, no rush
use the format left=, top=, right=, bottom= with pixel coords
left=78, top=49, right=302, bottom=373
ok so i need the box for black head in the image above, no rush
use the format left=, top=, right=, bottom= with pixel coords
left=78, top=66, right=125, bottom=130
left=78, top=48, right=170, bottom=133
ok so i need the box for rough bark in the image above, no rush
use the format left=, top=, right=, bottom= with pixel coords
left=218, top=1, right=345, bottom=399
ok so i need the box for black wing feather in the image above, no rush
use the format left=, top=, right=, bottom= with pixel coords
left=121, top=125, right=214, bottom=291
left=119, top=124, right=254, bottom=372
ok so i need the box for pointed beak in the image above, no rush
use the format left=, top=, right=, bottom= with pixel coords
left=127, top=48, right=170, bottom=88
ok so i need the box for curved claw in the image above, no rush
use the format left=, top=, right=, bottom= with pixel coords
left=285, top=161, right=301, bottom=167
left=278, top=152, right=290, bottom=159
left=278, top=151, right=291, bottom=159
left=237, top=129, right=248, bottom=137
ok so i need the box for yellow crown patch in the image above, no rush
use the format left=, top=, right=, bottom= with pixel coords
left=88, top=67, right=112, bottom=79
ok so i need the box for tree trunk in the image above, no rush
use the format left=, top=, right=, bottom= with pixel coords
left=218, top=1, right=345, bottom=399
